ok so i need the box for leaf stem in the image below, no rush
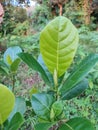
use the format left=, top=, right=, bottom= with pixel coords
left=12, top=74, right=15, bottom=93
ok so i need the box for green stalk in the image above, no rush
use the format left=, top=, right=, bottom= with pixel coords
left=12, top=74, right=16, bottom=93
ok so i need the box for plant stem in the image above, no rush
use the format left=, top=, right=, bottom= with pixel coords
left=12, top=74, right=15, bottom=93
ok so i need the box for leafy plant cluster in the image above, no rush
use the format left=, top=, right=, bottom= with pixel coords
left=0, top=16, right=98, bottom=130
left=0, top=5, right=28, bottom=37
left=63, top=0, right=84, bottom=26
left=31, top=2, right=51, bottom=32
left=79, top=26, right=98, bottom=53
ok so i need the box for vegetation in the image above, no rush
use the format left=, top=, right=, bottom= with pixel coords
left=0, top=1, right=98, bottom=130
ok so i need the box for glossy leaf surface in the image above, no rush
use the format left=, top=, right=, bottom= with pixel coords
left=0, top=84, right=15, bottom=124
left=7, top=112, right=24, bottom=130
left=40, top=16, right=79, bottom=77
left=59, top=117, right=95, bottom=130
left=60, top=54, right=98, bottom=97
left=31, top=93, right=54, bottom=120
left=61, top=79, right=88, bottom=100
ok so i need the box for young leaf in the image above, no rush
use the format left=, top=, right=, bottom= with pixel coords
left=50, top=100, right=63, bottom=120
left=34, top=122, right=55, bottom=130
left=59, top=117, right=95, bottom=130
left=61, top=79, right=88, bottom=100
left=60, top=54, right=98, bottom=96
left=31, top=93, right=54, bottom=120
left=40, top=16, right=79, bottom=77
left=18, top=53, right=51, bottom=86
left=7, top=112, right=24, bottom=130
left=0, top=84, right=15, bottom=125
left=8, top=97, right=26, bottom=121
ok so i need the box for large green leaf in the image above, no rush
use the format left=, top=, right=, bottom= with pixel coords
left=40, top=16, right=79, bottom=77
left=59, top=117, right=95, bottom=130
left=18, top=53, right=51, bottom=86
left=7, top=112, right=24, bottom=130
left=60, top=54, right=98, bottom=98
left=8, top=97, right=26, bottom=121
left=4, top=46, right=22, bottom=66
left=61, top=79, right=88, bottom=100
left=31, top=93, right=54, bottom=120
left=0, top=84, right=15, bottom=125
left=34, top=122, right=55, bottom=130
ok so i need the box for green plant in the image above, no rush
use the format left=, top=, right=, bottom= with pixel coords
left=79, top=26, right=98, bottom=53
left=0, top=46, right=22, bottom=92
left=18, top=16, right=98, bottom=130
left=0, top=84, right=24, bottom=130
left=0, top=45, right=26, bottom=130
left=0, top=84, right=15, bottom=125
left=63, top=0, right=84, bottom=26
left=31, top=3, right=51, bottom=31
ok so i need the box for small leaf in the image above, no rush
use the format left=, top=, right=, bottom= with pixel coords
left=59, top=117, right=95, bottom=130
left=40, top=16, right=79, bottom=77
left=50, top=100, right=63, bottom=120
left=7, top=112, right=24, bottom=130
left=31, top=93, right=54, bottom=120
left=18, top=53, right=51, bottom=86
left=0, top=84, right=15, bottom=125
left=8, top=97, right=26, bottom=121
left=29, top=87, right=39, bottom=97
left=60, top=54, right=98, bottom=96
left=61, top=79, right=88, bottom=100
left=6, top=55, right=13, bottom=65
left=10, top=58, right=21, bottom=72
